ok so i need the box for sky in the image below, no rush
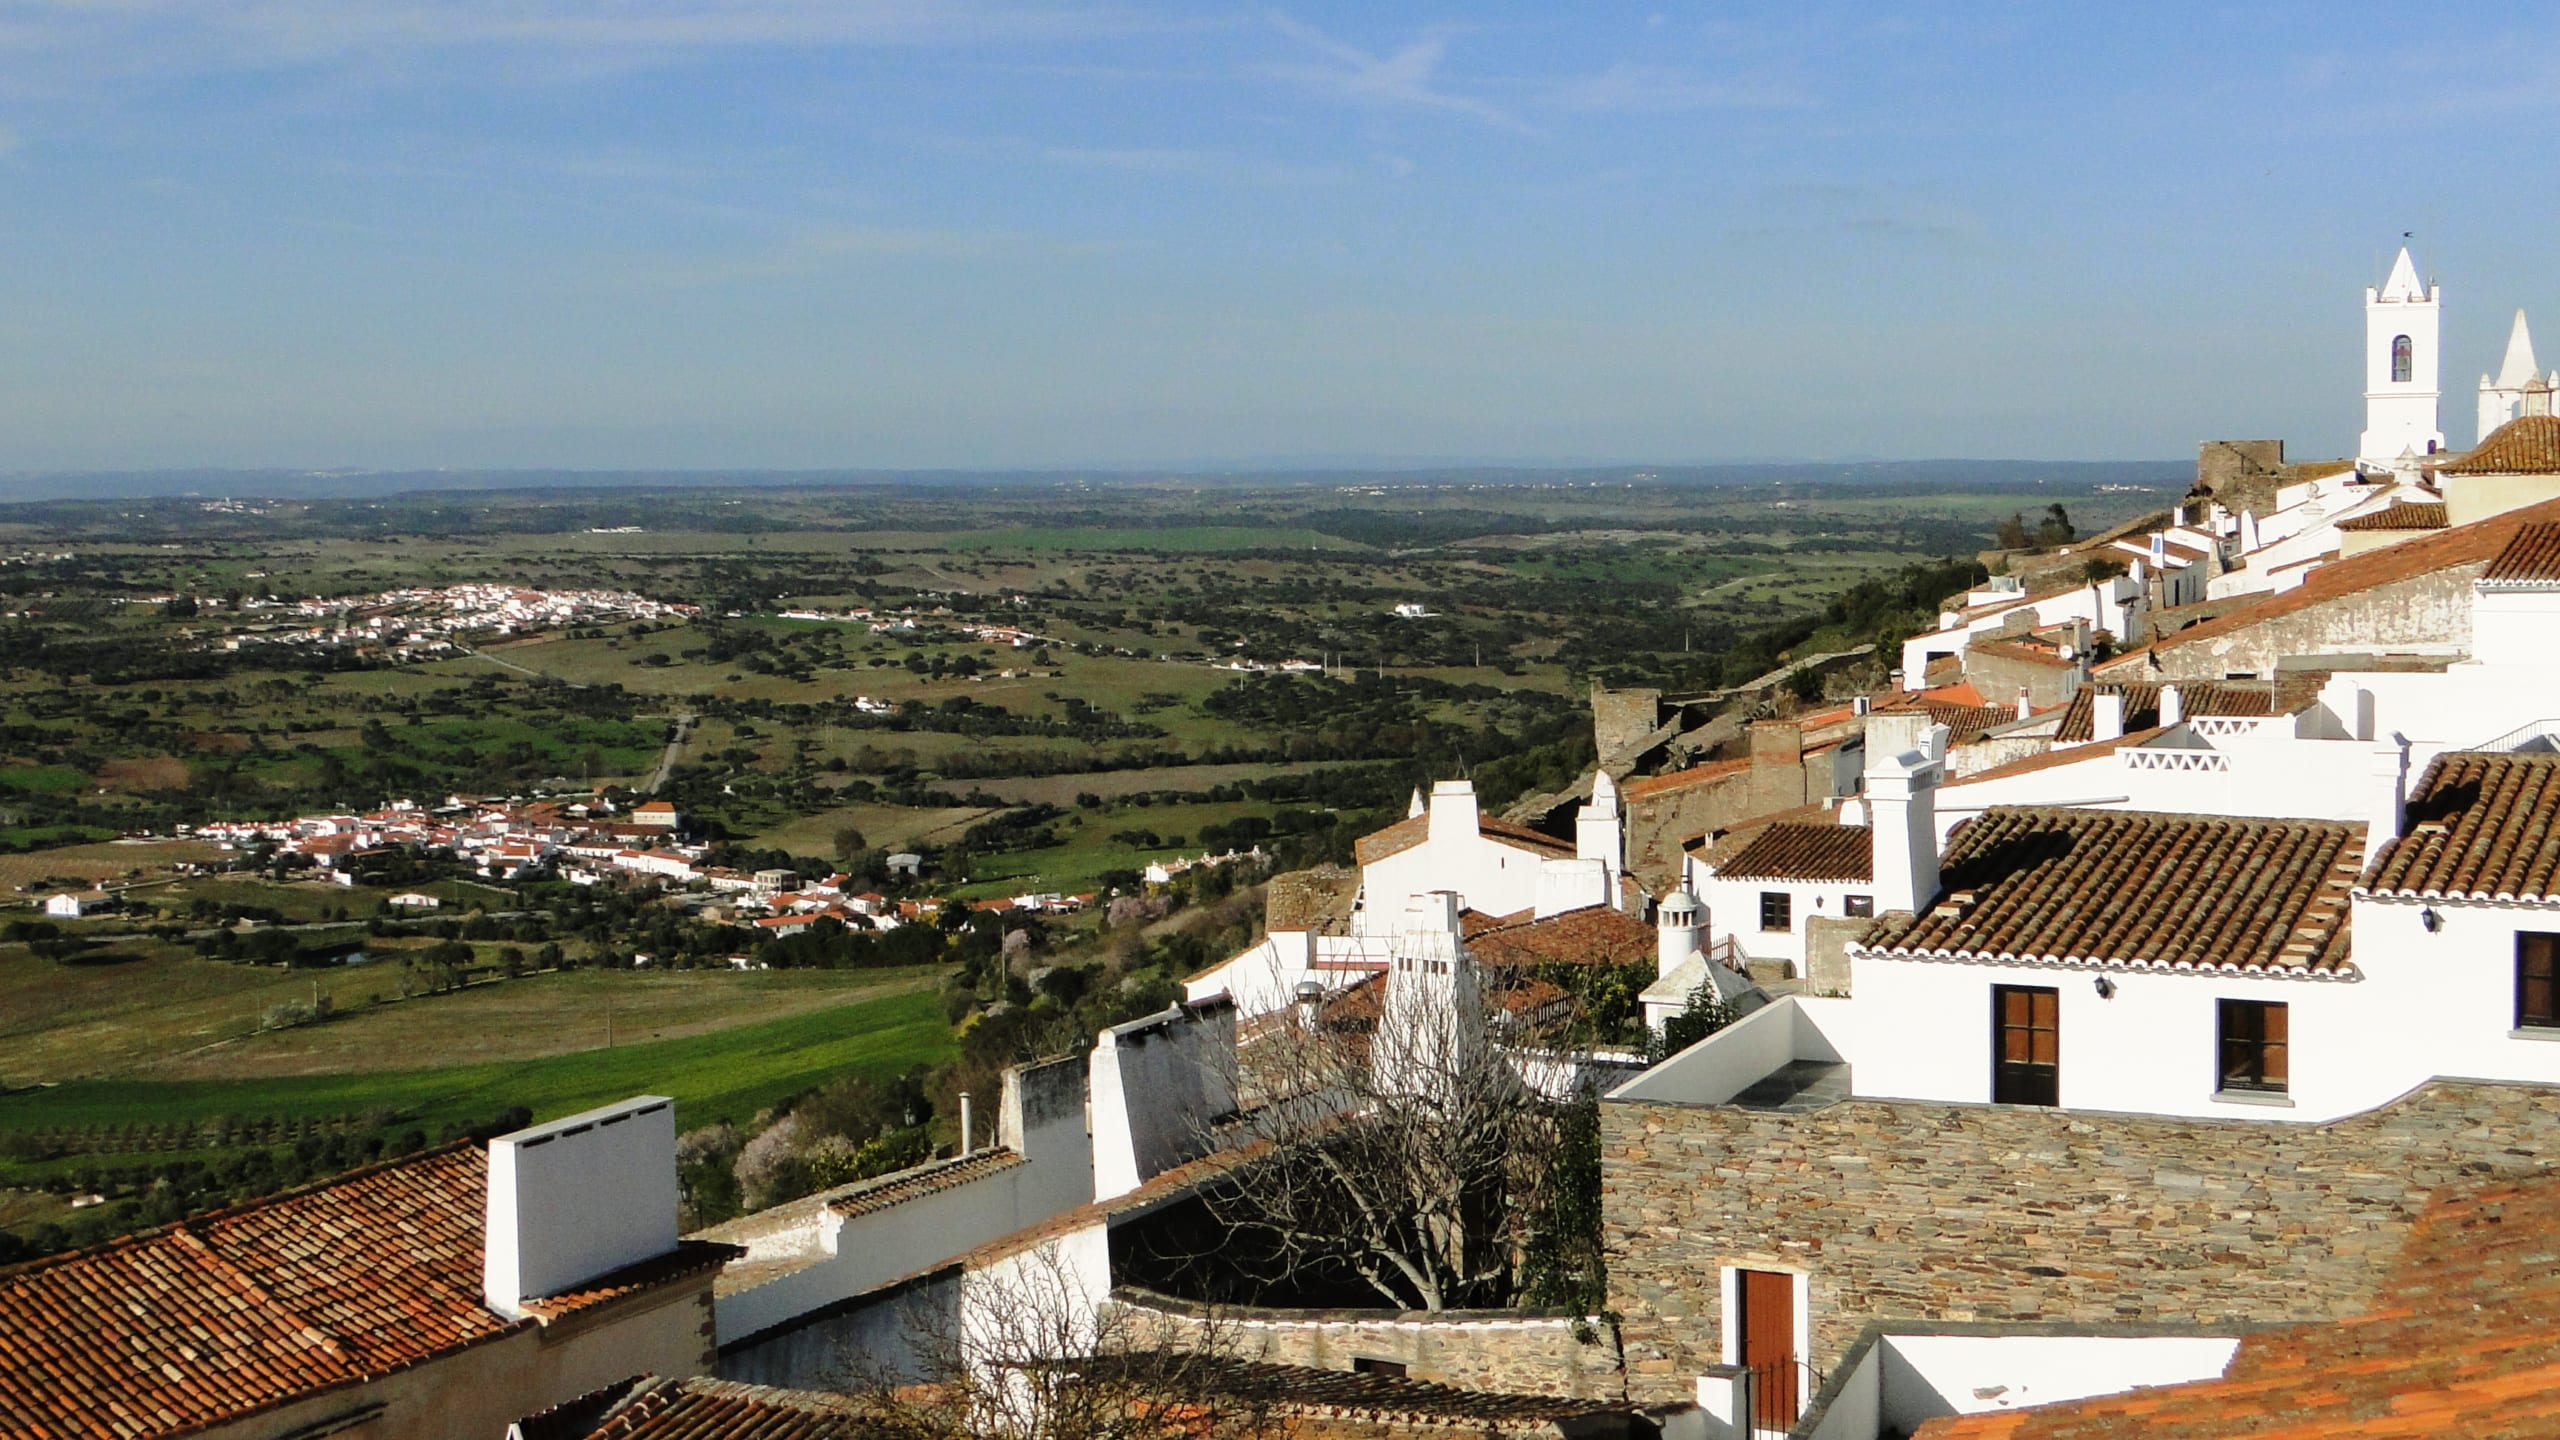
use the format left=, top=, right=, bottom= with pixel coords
left=5, top=2, right=2560, bottom=472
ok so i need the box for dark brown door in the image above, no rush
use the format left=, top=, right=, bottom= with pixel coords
left=1737, top=1269, right=1798, bottom=1430
left=1992, top=985, right=2060, bottom=1106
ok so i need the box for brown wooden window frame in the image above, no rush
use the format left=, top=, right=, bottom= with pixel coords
left=2217, top=998, right=2289, bottom=1094
left=1991, top=984, right=2060, bottom=1107
left=2519, top=933, right=2560, bottom=1030
left=1759, top=891, right=1792, bottom=933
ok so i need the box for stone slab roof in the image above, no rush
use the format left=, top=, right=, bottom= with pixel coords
left=2438, top=413, right=2560, bottom=475
left=2363, top=752, right=2560, bottom=902
left=1700, top=821, right=1872, bottom=883
left=826, top=1148, right=1025, bottom=1221
left=1265, top=865, right=1361, bottom=932
left=1912, top=1168, right=2560, bottom=1439
left=1619, top=755, right=1750, bottom=801
left=1858, top=808, right=2361, bottom=976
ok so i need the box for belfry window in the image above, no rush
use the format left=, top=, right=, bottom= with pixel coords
left=2392, top=334, right=2413, bottom=383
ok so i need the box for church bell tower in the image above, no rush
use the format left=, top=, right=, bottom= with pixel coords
left=2360, top=246, right=2442, bottom=465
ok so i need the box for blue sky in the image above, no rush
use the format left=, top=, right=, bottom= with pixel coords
left=4, top=2, right=2559, bottom=471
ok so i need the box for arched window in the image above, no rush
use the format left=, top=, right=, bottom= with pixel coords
left=2392, top=334, right=2413, bottom=383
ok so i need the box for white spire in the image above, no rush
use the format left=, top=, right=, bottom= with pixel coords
left=2378, top=246, right=2426, bottom=303
left=2498, top=310, right=2540, bottom=389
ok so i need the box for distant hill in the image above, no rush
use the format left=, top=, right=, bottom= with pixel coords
left=0, top=459, right=2187, bottom=505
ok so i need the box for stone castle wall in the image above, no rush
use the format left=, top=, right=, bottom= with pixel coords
left=1602, top=1079, right=2560, bottom=1401
left=1112, top=1291, right=1627, bottom=1400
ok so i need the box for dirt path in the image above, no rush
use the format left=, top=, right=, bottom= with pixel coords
left=649, top=711, right=695, bottom=793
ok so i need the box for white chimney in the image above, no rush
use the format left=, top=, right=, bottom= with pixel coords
left=2092, top=691, right=2125, bottom=742
left=2015, top=687, right=2031, bottom=722
left=1426, top=779, right=1478, bottom=847
left=1577, top=771, right=1624, bottom=880
left=1657, top=888, right=1705, bottom=973
left=1407, top=787, right=1426, bottom=819
left=1864, top=726, right=1946, bottom=915
left=2159, top=684, right=2184, bottom=726
left=2367, top=733, right=2411, bottom=862
left=959, top=1092, right=974, bottom=1157
left=483, top=1096, right=678, bottom=1318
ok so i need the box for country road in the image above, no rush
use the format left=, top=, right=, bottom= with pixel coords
left=649, top=712, right=694, bottom=793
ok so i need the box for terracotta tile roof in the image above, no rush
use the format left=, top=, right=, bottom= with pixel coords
left=2335, top=500, right=2449, bottom=532
left=1858, top=808, right=2362, bottom=976
left=1701, top=822, right=1872, bottom=883
left=2051, top=681, right=2276, bottom=743
left=2100, top=493, right=2560, bottom=666
left=1459, top=905, right=1533, bottom=938
left=516, top=1375, right=890, bottom=1439
left=0, top=1144, right=734, bottom=1440
left=1351, top=812, right=1573, bottom=866
left=0, top=1146, right=512, bottom=1440
left=1265, top=865, right=1361, bottom=931
left=1912, top=1168, right=2560, bottom=1439
left=824, top=1148, right=1026, bottom=1221
left=2362, top=752, right=2560, bottom=902
left=2479, top=522, right=2560, bottom=588
left=2437, top=413, right=2560, bottom=475
left=1618, top=755, right=1750, bottom=800
left=1465, top=904, right=1657, bottom=968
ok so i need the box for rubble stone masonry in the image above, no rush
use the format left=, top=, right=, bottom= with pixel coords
left=1601, top=1079, right=2560, bottom=1402
left=1114, top=1291, right=1628, bottom=1400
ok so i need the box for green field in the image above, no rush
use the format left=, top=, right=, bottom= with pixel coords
left=943, top=526, right=1366, bottom=553
left=0, top=985, right=957, bottom=1162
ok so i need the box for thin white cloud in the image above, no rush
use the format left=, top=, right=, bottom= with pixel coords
left=1541, top=61, right=1814, bottom=115
left=1255, top=13, right=1533, bottom=134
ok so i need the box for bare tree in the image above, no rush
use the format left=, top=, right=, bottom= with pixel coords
left=1190, top=940, right=1595, bottom=1313
left=841, top=1246, right=1280, bottom=1440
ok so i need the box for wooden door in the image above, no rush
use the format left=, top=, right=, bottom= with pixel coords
left=1737, top=1269, right=1798, bottom=1430
left=1992, top=985, right=2060, bottom=1106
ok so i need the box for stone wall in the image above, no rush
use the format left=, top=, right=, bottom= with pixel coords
left=1591, top=684, right=1666, bottom=766
left=1113, top=1290, right=1627, bottom=1400
left=2135, top=564, right=2480, bottom=681
left=1601, top=1079, right=2560, bottom=1401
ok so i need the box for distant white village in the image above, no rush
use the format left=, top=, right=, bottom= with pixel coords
left=214, top=583, right=696, bottom=659
left=18, top=248, right=2560, bottom=1438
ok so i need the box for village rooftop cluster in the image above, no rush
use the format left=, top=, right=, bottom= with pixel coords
left=20, top=249, right=2560, bottom=1439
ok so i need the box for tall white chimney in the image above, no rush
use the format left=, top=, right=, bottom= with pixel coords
left=483, top=1096, right=679, bottom=1318
left=1426, top=779, right=1478, bottom=847
left=1577, top=771, right=1624, bottom=885
left=2159, top=684, right=2184, bottom=727
left=2092, top=691, right=2125, bottom=742
left=1864, top=726, right=1946, bottom=915
left=2015, top=687, right=2032, bottom=722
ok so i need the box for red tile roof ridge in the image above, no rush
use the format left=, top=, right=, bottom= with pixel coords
left=2101, top=492, right=2560, bottom=664
left=1620, top=755, right=1752, bottom=799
